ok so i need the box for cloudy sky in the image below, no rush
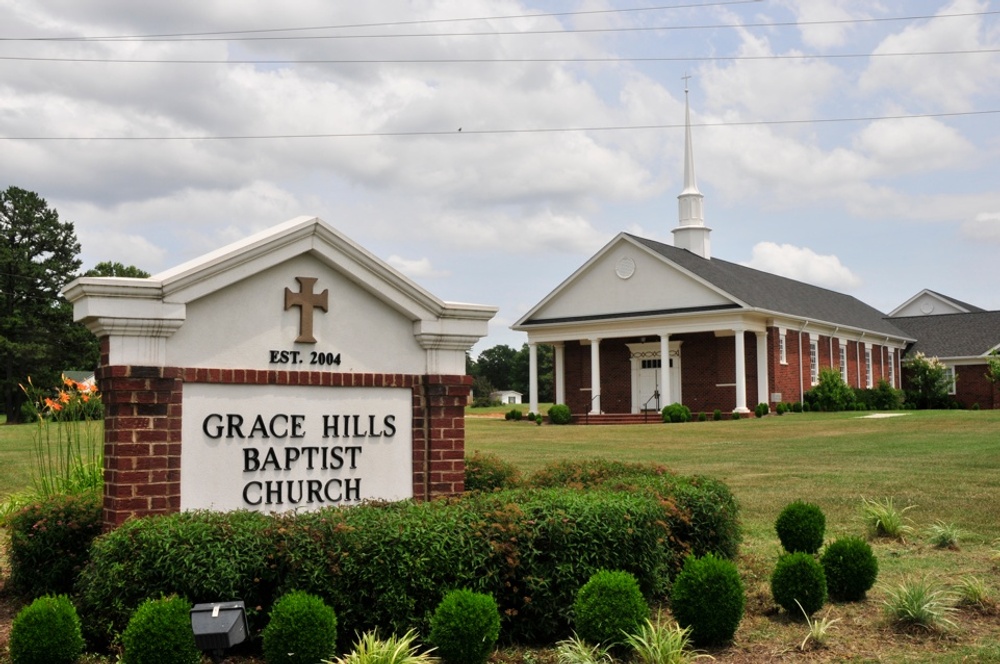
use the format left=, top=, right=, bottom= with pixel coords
left=2, top=0, right=998, bottom=354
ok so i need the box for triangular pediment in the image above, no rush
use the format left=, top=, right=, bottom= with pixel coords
left=63, top=217, right=495, bottom=374
left=515, top=234, right=739, bottom=327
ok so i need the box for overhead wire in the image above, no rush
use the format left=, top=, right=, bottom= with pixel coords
left=4, top=110, right=998, bottom=142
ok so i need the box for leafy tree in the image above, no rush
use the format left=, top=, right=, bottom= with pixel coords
left=985, top=350, right=1000, bottom=409
left=903, top=352, right=953, bottom=409
left=83, top=261, right=150, bottom=278
left=475, top=344, right=518, bottom=391
left=0, top=186, right=94, bottom=422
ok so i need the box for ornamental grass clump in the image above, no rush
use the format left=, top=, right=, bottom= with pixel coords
left=771, top=552, right=827, bottom=618
left=797, top=601, right=839, bottom=651
left=8, top=594, right=84, bottom=664
left=572, top=570, right=648, bottom=647
left=623, top=613, right=707, bottom=664
left=860, top=496, right=915, bottom=541
left=555, top=634, right=614, bottom=664
left=775, top=500, right=826, bottom=554
left=428, top=589, right=501, bottom=664
left=262, top=590, right=339, bottom=664
left=325, top=629, right=437, bottom=664
left=121, top=596, right=201, bottom=664
left=882, top=578, right=958, bottom=632
left=820, top=536, right=879, bottom=601
left=925, top=520, right=963, bottom=549
left=670, top=553, right=745, bottom=646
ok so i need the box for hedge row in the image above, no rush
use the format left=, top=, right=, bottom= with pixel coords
left=71, top=462, right=738, bottom=649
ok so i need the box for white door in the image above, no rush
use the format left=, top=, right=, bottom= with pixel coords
left=638, top=359, right=662, bottom=411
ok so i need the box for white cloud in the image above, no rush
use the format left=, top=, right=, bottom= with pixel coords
left=960, top=212, right=1000, bottom=243
left=773, top=0, right=872, bottom=50
left=743, top=242, right=863, bottom=291
left=386, top=255, right=451, bottom=279
left=859, top=0, right=1000, bottom=112
left=429, top=208, right=611, bottom=254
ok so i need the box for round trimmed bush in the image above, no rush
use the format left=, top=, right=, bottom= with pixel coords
left=573, top=570, right=648, bottom=646
left=670, top=554, right=744, bottom=646
left=661, top=402, right=691, bottom=423
left=428, top=589, right=501, bottom=664
left=821, top=537, right=879, bottom=601
left=770, top=552, right=827, bottom=617
left=548, top=403, right=573, bottom=425
left=775, top=500, right=826, bottom=554
left=262, top=590, right=338, bottom=664
left=121, top=596, right=201, bottom=664
left=9, top=594, right=84, bottom=664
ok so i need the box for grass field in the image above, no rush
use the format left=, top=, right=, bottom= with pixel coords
left=467, top=409, right=1000, bottom=662
left=0, top=411, right=998, bottom=662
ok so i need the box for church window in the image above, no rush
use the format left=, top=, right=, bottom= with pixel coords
left=779, top=332, right=787, bottom=364
left=809, top=340, right=819, bottom=385
left=944, top=366, right=957, bottom=395
left=641, top=359, right=662, bottom=369
left=839, top=343, right=848, bottom=383
left=888, top=350, right=896, bottom=387
left=865, top=348, right=873, bottom=388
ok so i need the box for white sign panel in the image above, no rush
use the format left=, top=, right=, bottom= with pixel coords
left=181, top=383, right=413, bottom=512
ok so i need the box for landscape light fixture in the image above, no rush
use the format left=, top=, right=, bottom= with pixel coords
left=190, top=600, right=249, bottom=662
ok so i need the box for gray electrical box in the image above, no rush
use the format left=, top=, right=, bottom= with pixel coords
left=190, top=600, right=248, bottom=653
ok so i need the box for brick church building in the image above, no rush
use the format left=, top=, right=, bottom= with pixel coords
left=513, top=90, right=999, bottom=416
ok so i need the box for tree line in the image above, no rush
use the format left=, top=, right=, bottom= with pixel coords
left=466, top=343, right=553, bottom=406
left=1, top=186, right=149, bottom=423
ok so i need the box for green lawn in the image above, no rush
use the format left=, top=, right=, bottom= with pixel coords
left=467, top=410, right=1000, bottom=662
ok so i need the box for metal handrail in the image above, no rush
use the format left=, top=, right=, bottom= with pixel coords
left=642, top=390, right=660, bottom=423
left=584, top=393, right=601, bottom=424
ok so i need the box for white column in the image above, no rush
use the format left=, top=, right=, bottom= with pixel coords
left=734, top=328, right=749, bottom=413
left=528, top=342, right=539, bottom=414
left=590, top=338, right=602, bottom=414
left=660, top=333, right=671, bottom=407
left=756, top=331, right=768, bottom=408
left=554, top=343, right=565, bottom=405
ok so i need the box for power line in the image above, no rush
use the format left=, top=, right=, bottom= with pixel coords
left=0, top=1, right=762, bottom=41
left=3, top=109, right=997, bottom=142
left=2, top=10, right=995, bottom=42
left=2, top=48, right=996, bottom=66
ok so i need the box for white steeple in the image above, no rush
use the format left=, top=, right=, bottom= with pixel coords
left=672, top=78, right=712, bottom=259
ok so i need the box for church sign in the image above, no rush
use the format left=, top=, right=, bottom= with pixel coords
left=63, top=217, right=496, bottom=528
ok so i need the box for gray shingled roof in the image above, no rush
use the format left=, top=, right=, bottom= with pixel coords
left=627, top=234, right=913, bottom=338
left=889, top=311, right=1000, bottom=358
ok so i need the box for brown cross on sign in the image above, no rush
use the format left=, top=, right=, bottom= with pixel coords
left=284, top=276, right=329, bottom=343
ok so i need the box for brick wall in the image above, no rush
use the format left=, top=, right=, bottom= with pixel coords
left=98, top=348, right=470, bottom=530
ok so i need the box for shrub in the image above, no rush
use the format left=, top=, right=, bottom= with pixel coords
left=771, top=552, right=827, bottom=617
left=805, top=368, right=856, bottom=412
left=670, top=553, right=744, bottom=646
left=428, top=589, right=500, bottom=664
left=775, top=402, right=786, bottom=415
left=792, top=401, right=803, bottom=413
left=6, top=490, right=103, bottom=598
left=121, top=596, right=201, bottom=664
left=801, top=402, right=810, bottom=412
left=731, top=410, right=741, bottom=420
left=774, top=500, right=826, bottom=554
left=76, top=509, right=275, bottom=648
left=697, top=411, right=706, bottom=422
left=661, top=403, right=691, bottom=423
left=464, top=452, right=521, bottom=492
left=9, top=595, right=84, bottom=664
left=263, top=591, right=338, bottom=664
left=904, top=352, right=953, bottom=409
left=548, top=403, right=573, bottom=425
left=573, top=570, right=648, bottom=647
left=713, top=409, right=722, bottom=421
left=754, top=402, right=769, bottom=418
left=508, top=408, right=523, bottom=421
left=820, top=537, right=878, bottom=601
